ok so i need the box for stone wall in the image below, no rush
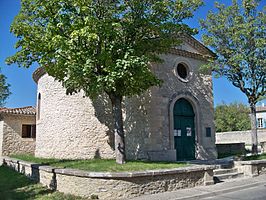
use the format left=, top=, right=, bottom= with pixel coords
left=2, top=157, right=214, bottom=200
left=139, top=54, right=216, bottom=160
left=216, top=129, right=266, bottom=145
left=0, top=115, right=36, bottom=156
left=235, top=160, right=266, bottom=177
left=36, top=74, right=115, bottom=159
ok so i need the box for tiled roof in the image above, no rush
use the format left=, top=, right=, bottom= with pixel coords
left=0, top=106, right=36, bottom=115
left=257, top=106, right=266, bottom=112
left=168, top=48, right=213, bottom=61
left=32, top=67, right=46, bottom=83
left=181, top=34, right=216, bottom=57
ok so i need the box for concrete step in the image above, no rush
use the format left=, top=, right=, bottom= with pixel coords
left=214, top=172, right=244, bottom=182
left=214, top=168, right=238, bottom=175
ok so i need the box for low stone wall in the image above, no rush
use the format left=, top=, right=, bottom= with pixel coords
left=216, top=129, right=266, bottom=145
left=1, top=157, right=214, bottom=200
left=235, top=160, right=266, bottom=177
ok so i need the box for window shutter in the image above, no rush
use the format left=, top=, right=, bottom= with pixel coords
left=264, top=119, right=266, bottom=128
left=22, top=125, right=28, bottom=138
left=32, top=125, right=36, bottom=138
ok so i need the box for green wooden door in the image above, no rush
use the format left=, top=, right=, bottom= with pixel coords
left=173, top=98, right=195, bottom=161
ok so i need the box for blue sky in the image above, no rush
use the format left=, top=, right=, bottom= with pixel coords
left=0, top=0, right=265, bottom=108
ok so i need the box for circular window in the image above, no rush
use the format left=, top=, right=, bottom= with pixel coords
left=177, top=63, right=188, bottom=79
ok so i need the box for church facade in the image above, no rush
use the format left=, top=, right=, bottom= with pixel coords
left=33, top=35, right=217, bottom=161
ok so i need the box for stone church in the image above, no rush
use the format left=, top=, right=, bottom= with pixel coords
left=32, top=35, right=217, bottom=161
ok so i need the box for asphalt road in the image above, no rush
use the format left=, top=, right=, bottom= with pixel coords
left=202, top=184, right=266, bottom=200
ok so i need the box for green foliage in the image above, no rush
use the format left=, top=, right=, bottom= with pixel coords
left=201, top=0, right=266, bottom=105
left=7, top=0, right=203, bottom=98
left=0, top=166, right=85, bottom=199
left=0, top=71, right=11, bottom=107
left=215, top=102, right=251, bottom=132
left=244, top=153, right=266, bottom=160
left=11, top=154, right=187, bottom=172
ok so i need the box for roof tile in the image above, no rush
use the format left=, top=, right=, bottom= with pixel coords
left=0, top=106, right=36, bottom=115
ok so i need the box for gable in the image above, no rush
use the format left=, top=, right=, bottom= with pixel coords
left=176, top=42, right=201, bottom=55
left=171, top=34, right=216, bottom=60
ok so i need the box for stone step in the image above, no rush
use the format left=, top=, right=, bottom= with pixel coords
left=214, top=168, right=238, bottom=175
left=214, top=172, right=244, bottom=182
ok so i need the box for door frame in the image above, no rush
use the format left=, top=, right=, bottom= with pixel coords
left=169, top=93, right=202, bottom=159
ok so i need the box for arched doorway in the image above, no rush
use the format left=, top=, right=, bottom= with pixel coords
left=173, top=98, right=195, bottom=160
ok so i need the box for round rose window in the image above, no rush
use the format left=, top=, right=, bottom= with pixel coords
left=176, top=63, right=189, bottom=80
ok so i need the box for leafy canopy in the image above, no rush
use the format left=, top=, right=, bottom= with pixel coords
left=215, top=102, right=251, bottom=132
left=0, top=70, right=11, bottom=107
left=201, top=0, right=266, bottom=105
left=7, top=0, right=203, bottom=98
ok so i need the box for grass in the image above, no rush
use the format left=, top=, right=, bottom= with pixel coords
left=0, top=166, right=86, bottom=200
left=243, top=153, right=266, bottom=161
left=11, top=154, right=187, bottom=172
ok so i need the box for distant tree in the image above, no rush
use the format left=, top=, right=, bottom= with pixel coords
left=201, top=0, right=266, bottom=154
left=6, top=0, right=203, bottom=164
left=0, top=70, right=11, bottom=107
left=215, top=102, right=251, bottom=132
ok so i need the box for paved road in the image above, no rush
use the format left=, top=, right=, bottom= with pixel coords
left=130, top=174, right=266, bottom=200
left=202, top=184, right=266, bottom=200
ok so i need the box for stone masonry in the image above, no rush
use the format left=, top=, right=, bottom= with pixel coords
left=35, top=73, right=115, bottom=159
left=0, top=107, right=36, bottom=156
left=33, top=35, right=217, bottom=161
left=2, top=156, right=214, bottom=200
left=216, top=129, right=266, bottom=145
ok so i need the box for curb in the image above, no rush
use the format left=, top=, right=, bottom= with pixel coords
left=174, top=181, right=266, bottom=200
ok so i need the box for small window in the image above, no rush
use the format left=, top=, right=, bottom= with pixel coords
left=177, top=63, right=188, bottom=79
left=37, top=93, right=41, bottom=120
left=175, top=62, right=191, bottom=82
left=22, top=125, right=36, bottom=138
left=206, top=127, right=211, bottom=137
left=258, top=118, right=263, bottom=128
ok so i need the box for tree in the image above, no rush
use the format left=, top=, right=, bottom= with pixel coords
left=6, top=0, right=203, bottom=164
left=0, top=70, right=11, bottom=107
left=215, top=102, right=251, bottom=132
left=200, top=0, right=266, bottom=154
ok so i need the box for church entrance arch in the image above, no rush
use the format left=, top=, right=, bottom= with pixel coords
left=173, top=98, right=195, bottom=160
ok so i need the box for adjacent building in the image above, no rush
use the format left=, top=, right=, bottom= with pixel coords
left=0, top=107, right=36, bottom=156
left=257, top=105, right=266, bottom=129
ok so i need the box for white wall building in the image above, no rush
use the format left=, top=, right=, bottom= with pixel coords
left=257, top=105, right=266, bottom=129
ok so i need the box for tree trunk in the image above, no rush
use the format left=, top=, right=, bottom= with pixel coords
left=109, top=93, right=126, bottom=164
left=250, top=103, right=258, bottom=155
